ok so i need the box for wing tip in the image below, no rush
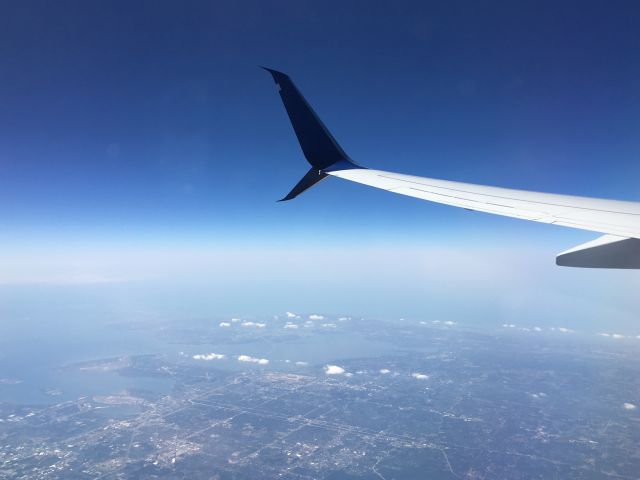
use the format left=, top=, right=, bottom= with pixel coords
left=260, top=66, right=289, bottom=82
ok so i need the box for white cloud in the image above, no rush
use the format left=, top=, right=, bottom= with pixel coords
left=557, top=327, right=574, bottom=333
left=533, top=327, right=542, bottom=332
left=286, top=312, right=298, bottom=319
left=309, top=314, right=324, bottom=320
left=321, top=323, right=337, bottom=328
left=324, top=365, right=345, bottom=375
left=284, top=323, right=298, bottom=329
left=432, top=320, right=441, bottom=324
left=237, top=355, right=269, bottom=365
left=295, top=361, right=308, bottom=366
left=623, top=403, right=636, bottom=410
left=379, top=369, right=391, bottom=374
left=193, top=353, right=226, bottom=361
left=502, top=324, right=516, bottom=328
left=598, top=332, right=625, bottom=339
left=444, top=321, right=456, bottom=326
left=338, top=317, right=350, bottom=322
left=231, top=318, right=241, bottom=323
left=219, top=322, right=231, bottom=328
left=411, top=373, right=429, bottom=380
left=241, top=322, right=266, bottom=328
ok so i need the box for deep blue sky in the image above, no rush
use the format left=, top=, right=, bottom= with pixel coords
left=1, top=1, right=640, bottom=328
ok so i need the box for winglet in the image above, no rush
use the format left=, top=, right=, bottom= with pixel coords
left=278, top=168, right=328, bottom=202
left=263, top=67, right=360, bottom=200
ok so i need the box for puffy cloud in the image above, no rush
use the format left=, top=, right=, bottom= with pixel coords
left=557, top=327, right=574, bottom=333
left=286, top=312, right=299, bottom=319
left=533, top=327, right=542, bottom=332
left=193, top=353, right=226, bottom=361
left=324, top=365, right=345, bottom=375
left=284, top=323, right=298, bottom=329
left=219, top=322, right=231, bottom=328
left=502, top=324, right=516, bottom=328
left=623, top=403, right=636, bottom=410
left=411, top=373, right=429, bottom=380
left=379, top=369, right=391, bottom=375
left=444, top=321, right=456, bottom=326
left=598, top=332, right=625, bottom=339
left=295, top=361, right=308, bottom=366
left=237, top=355, right=269, bottom=365
left=241, top=322, right=266, bottom=328
left=309, top=314, right=324, bottom=320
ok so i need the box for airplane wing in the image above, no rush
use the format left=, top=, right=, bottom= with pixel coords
left=262, top=67, right=640, bottom=269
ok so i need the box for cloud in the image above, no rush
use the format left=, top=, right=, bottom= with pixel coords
left=444, top=321, right=456, bottom=326
left=502, top=324, right=516, bottom=328
left=321, top=323, right=337, bottom=328
left=219, top=322, right=231, bottom=328
left=533, top=327, right=542, bottom=332
left=231, top=318, right=241, bottom=323
left=598, top=332, right=625, bottom=339
left=309, top=314, right=324, bottom=320
left=237, top=355, right=269, bottom=365
left=286, top=312, right=299, bottom=319
left=241, top=322, right=266, bottom=328
left=295, top=361, right=308, bottom=366
left=411, top=373, right=429, bottom=380
left=557, top=327, right=574, bottom=333
left=193, top=353, right=226, bottom=361
left=324, top=365, right=345, bottom=375
left=379, top=369, right=391, bottom=374
left=338, top=317, right=351, bottom=321
left=623, top=403, right=636, bottom=410
left=284, top=323, right=298, bottom=329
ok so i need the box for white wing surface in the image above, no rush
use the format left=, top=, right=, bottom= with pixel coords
left=327, top=168, right=640, bottom=239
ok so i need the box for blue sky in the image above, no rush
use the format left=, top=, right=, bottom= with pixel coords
left=1, top=1, right=640, bottom=330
